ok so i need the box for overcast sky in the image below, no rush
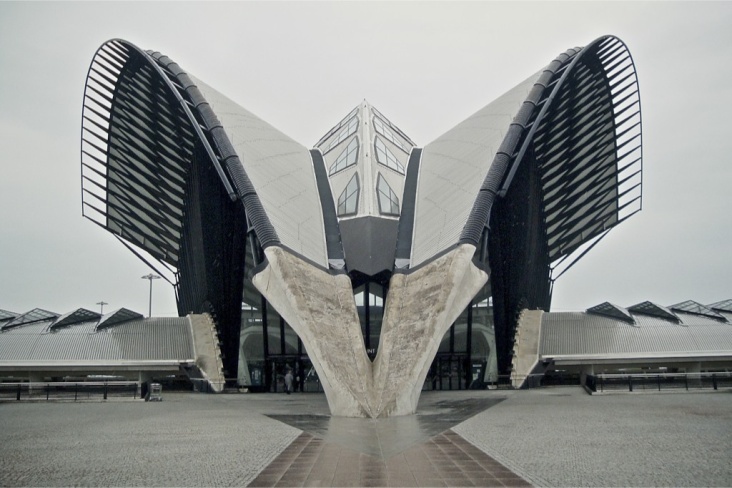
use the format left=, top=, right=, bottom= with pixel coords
left=1, top=1, right=730, bottom=317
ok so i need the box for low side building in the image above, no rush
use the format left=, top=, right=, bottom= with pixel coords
left=512, top=299, right=732, bottom=388
left=0, top=307, right=224, bottom=391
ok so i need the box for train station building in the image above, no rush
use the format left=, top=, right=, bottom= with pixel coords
left=7, top=34, right=729, bottom=416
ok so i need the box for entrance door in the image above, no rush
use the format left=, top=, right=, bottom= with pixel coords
left=428, top=355, right=470, bottom=390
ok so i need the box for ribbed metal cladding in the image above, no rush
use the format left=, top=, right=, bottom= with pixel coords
left=540, top=312, right=732, bottom=357
left=460, top=49, right=579, bottom=248
left=533, top=36, right=643, bottom=279
left=0, top=318, right=194, bottom=362
left=82, top=41, right=248, bottom=378
left=81, top=40, right=194, bottom=270
left=147, top=52, right=281, bottom=252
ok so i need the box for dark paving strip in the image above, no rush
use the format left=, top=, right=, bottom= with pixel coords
left=268, top=397, right=505, bottom=458
left=248, top=429, right=531, bottom=487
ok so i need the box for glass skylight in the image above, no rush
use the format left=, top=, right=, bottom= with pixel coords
left=326, top=116, right=359, bottom=153
left=376, top=174, right=400, bottom=216
left=96, top=308, right=144, bottom=331
left=2, top=308, right=59, bottom=330
left=374, top=137, right=405, bottom=174
left=337, top=174, right=359, bottom=216
left=373, top=116, right=407, bottom=153
left=329, top=137, right=359, bottom=175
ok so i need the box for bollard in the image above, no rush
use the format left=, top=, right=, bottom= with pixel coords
left=16, top=383, right=21, bottom=401
left=104, top=382, right=108, bottom=400
left=712, top=374, right=717, bottom=390
left=657, top=375, right=661, bottom=391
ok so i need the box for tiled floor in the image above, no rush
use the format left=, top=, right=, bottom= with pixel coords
left=249, top=430, right=531, bottom=487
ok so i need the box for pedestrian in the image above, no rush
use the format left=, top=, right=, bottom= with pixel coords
left=284, top=369, right=293, bottom=395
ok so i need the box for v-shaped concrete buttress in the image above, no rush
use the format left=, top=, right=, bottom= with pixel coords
left=252, top=245, right=488, bottom=418
left=252, top=247, right=375, bottom=417
left=372, top=244, right=489, bottom=417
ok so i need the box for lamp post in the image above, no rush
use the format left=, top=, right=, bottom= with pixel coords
left=96, top=301, right=108, bottom=315
left=141, top=274, right=161, bottom=317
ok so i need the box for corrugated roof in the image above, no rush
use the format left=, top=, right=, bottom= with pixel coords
left=540, top=310, right=732, bottom=358
left=0, top=316, right=193, bottom=362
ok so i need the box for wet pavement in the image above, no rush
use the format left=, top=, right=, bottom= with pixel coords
left=1, top=388, right=731, bottom=487
left=252, top=396, right=528, bottom=486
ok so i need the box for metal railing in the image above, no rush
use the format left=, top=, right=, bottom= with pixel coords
left=589, top=372, right=732, bottom=393
left=0, top=381, right=140, bottom=401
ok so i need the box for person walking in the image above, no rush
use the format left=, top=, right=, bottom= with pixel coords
left=284, top=369, right=293, bottom=395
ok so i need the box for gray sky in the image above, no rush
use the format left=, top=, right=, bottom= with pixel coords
left=1, top=1, right=730, bottom=317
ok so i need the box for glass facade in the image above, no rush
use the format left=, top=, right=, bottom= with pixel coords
left=237, top=277, right=497, bottom=392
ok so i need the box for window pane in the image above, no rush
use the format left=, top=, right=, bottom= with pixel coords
left=374, top=137, right=405, bottom=174
left=329, top=137, right=359, bottom=175
left=337, top=173, right=359, bottom=216
left=376, top=174, right=399, bottom=216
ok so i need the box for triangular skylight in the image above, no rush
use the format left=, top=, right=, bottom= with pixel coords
left=628, top=301, right=680, bottom=323
left=669, top=300, right=727, bottom=322
left=95, top=308, right=144, bottom=331
left=707, top=299, right=732, bottom=313
left=50, top=308, right=102, bottom=331
left=2, top=308, right=59, bottom=330
left=586, top=302, right=635, bottom=324
left=0, top=309, right=18, bottom=322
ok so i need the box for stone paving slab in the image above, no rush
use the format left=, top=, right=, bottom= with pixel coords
left=250, top=430, right=531, bottom=487
left=454, top=388, right=732, bottom=487
left=0, top=393, right=301, bottom=487
left=2, top=389, right=731, bottom=487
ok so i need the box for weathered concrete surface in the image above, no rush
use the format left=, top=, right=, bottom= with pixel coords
left=511, top=309, right=543, bottom=388
left=252, top=247, right=375, bottom=417
left=372, top=244, right=489, bottom=417
left=252, top=245, right=488, bottom=418
left=188, top=314, right=226, bottom=392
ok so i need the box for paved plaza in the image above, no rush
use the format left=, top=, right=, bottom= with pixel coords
left=0, top=388, right=730, bottom=487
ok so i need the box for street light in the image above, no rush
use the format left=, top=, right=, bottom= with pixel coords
left=96, top=301, right=108, bottom=315
left=141, top=273, right=161, bottom=317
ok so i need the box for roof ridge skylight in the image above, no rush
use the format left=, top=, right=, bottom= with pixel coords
left=95, top=308, right=145, bottom=331
left=586, top=301, right=635, bottom=324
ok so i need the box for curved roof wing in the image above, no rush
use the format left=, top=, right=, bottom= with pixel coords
left=408, top=36, right=642, bottom=273
left=82, top=40, right=328, bottom=272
